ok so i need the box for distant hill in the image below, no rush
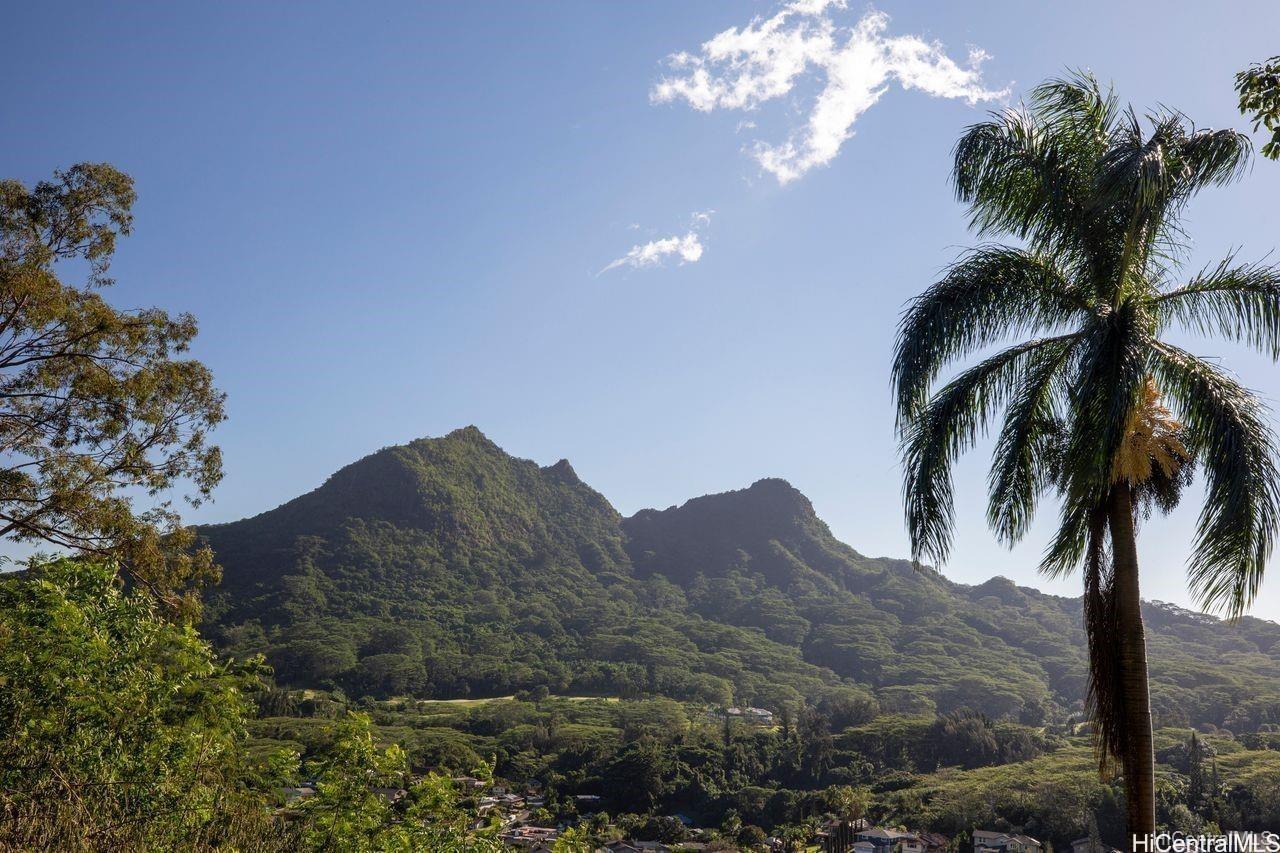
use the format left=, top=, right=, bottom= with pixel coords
left=201, top=427, right=1280, bottom=732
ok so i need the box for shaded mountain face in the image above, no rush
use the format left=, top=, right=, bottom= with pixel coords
left=201, top=428, right=1280, bottom=732
left=625, top=478, right=870, bottom=592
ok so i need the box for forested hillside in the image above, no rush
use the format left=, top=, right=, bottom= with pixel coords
left=202, top=427, right=1280, bottom=733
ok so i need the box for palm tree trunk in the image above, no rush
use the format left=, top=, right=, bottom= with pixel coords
left=1107, top=482, right=1156, bottom=841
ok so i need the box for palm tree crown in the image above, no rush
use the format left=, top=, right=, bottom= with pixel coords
left=896, top=73, right=1280, bottom=613
left=892, top=73, right=1280, bottom=823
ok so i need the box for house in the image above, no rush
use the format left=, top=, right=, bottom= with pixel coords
left=499, top=825, right=559, bottom=849
left=1070, top=838, right=1121, bottom=853
left=902, top=833, right=948, bottom=853
left=731, top=706, right=776, bottom=725
left=451, top=775, right=486, bottom=791
left=857, top=828, right=918, bottom=852
left=974, top=830, right=1044, bottom=853
left=916, top=832, right=951, bottom=852
left=372, top=786, right=407, bottom=804
left=498, top=792, right=526, bottom=808
left=709, top=706, right=776, bottom=726
left=524, top=844, right=556, bottom=853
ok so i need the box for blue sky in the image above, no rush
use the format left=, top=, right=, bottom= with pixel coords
left=6, top=1, right=1280, bottom=619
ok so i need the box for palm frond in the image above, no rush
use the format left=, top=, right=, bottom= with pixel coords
left=1150, top=342, right=1280, bottom=616
left=1029, top=71, right=1120, bottom=145
left=1156, top=257, right=1280, bottom=358
left=1040, top=491, right=1101, bottom=580
left=1097, top=115, right=1252, bottom=302
left=902, top=335, right=1078, bottom=566
left=893, top=248, right=1089, bottom=425
left=987, top=336, right=1078, bottom=546
left=952, top=75, right=1145, bottom=301
left=1175, top=125, right=1253, bottom=192
left=952, top=108, right=1093, bottom=259
left=1099, top=111, right=1185, bottom=215
left=1057, top=307, right=1149, bottom=513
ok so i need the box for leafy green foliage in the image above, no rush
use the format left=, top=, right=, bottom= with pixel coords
left=0, top=559, right=511, bottom=850
left=0, top=559, right=275, bottom=849
left=1237, top=56, right=1280, bottom=159
left=296, top=712, right=502, bottom=851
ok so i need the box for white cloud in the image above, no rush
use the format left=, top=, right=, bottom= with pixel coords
left=601, top=212, right=712, bottom=274
left=600, top=232, right=704, bottom=274
left=651, top=2, right=1007, bottom=184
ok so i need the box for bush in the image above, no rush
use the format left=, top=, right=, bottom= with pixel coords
left=0, top=560, right=275, bottom=849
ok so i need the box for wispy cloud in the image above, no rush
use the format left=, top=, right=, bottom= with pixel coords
left=651, top=1, right=1007, bottom=184
left=690, top=209, right=714, bottom=228
left=601, top=212, right=713, bottom=274
left=600, top=233, right=704, bottom=274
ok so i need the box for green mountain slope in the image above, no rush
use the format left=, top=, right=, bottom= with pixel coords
left=201, top=428, right=1280, bottom=732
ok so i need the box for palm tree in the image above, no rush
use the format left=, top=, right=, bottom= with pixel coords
left=892, top=73, right=1280, bottom=838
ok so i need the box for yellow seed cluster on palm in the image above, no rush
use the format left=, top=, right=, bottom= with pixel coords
left=1111, top=377, right=1190, bottom=486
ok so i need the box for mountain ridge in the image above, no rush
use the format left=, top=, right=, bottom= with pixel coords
left=200, top=427, right=1280, bottom=733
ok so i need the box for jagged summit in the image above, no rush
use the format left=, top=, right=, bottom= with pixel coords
left=201, top=427, right=626, bottom=593
left=428, top=424, right=497, bottom=446
left=543, top=458, right=581, bottom=484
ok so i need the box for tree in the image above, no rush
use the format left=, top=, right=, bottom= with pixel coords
left=601, top=739, right=677, bottom=813
left=300, top=712, right=502, bottom=852
left=1187, top=731, right=1207, bottom=807
left=1237, top=56, right=1280, bottom=159
left=553, top=826, right=594, bottom=852
left=778, top=824, right=810, bottom=852
left=797, top=707, right=834, bottom=783
left=893, top=73, right=1280, bottom=839
left=927, top=711, right=999, bottom=770
left=298, top=713, right=408, bottom=850
left=823, top=784, right=870, bottom=822
left=738, top=824, right=768, bottom=850
left=0, top=559, right=272, bottom=849
left=0, top=164, right=224, bottom=615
